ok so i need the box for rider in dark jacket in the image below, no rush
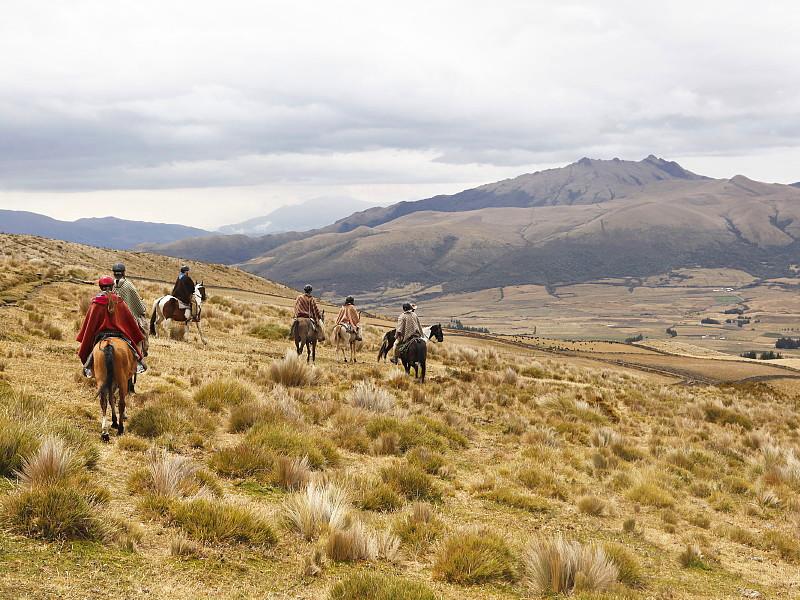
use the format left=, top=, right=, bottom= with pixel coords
left=172, top=265, right=197, bottom=320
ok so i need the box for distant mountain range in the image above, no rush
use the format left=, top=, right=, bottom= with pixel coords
left=144, top=156, right=800, bottom=300
left=0, top=211, right=212, bottom=250
left=218, top=197, right=375, bottom=236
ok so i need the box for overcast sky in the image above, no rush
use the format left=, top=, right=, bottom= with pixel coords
left=1, top=1, right=799, bottom=229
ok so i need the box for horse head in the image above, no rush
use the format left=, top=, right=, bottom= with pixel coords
left=195, top=282, right=206, bottom=303
left=431, top=324, right=444, bottom=342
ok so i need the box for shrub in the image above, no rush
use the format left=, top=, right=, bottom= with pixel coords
left=762, top=530, right=800, bottom=562
left=328, top=572, right=437, bottom=600
left=249, top=323, right=290, bottom=340
left=247, top=423, right=339, bottom=470
left=17, top=436, right=78, bottom=487
left=480, top=489, right=550, bottom=513
left=3, top=484, right=109, bottom=541
left=349, top=381, right=394, bottom=413
left=0, top=417, right=38, bottom=478
left=284, top=483, right=350, bottom=540
left=210, top=443, right=273, bottom=480
left=522, top=535, right=618, bottom=594
left=269, top=350, right=316, bottom=387
left=381, top=463, right=441, bottom=502
left=169, top=498, right=276, bottom=546
left=193, top=379, right=255, bottom=412
left=433, top=529, right=516, bottom=584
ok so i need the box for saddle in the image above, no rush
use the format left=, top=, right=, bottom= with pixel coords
left=340, top=322, right=362, bottom=341
left=93, top=330, right=140, bottom=359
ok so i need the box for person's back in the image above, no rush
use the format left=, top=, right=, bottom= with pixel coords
left=78, top=277, right=145, bottom=374
left=336, top=296, right=361, bottom=339
left=172, top=265, right=197, bottom=320
left=392, top=302, right=422, bottom=363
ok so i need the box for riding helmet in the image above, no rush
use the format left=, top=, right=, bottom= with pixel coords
left=345, top=296, right=354, bottom=305
left=112, top=262, right=125, bottom=273
left=180, top=265, right=190, bottom=273
left=304, top=284, right=313, bottom=293
left=98, top=276, right=115, bottom=288
left=402, top=302, right=412, bottom=311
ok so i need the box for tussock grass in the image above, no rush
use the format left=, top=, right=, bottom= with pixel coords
left=406, top=447, right=446, bottom=475
left=284, top=482, right=350, bottom=540
left=170, top=535, right=204, bottom=558
left=210, top=443, right=273, bottom=480
left=268, top=350, right=316, bottom=387
left=3, top=484, right=110, bottom=541
left=325, top=520, right=381, bottom=562
left=679, top=544, right=710, bottom=569
left=365, top=415, right=466, bottom=454
left=577, top=495, right=607, bottom=516
left=348, top=380, right=394, bottom=413
left=522, top=535, right=619, bottom=594
left=393, top=502, right=443, bottom=552
left=703, top=402, right=753, bottom=430
left=328, top=572, right=436, bottom=600
left=433, top=528, right=516, bottom=585
left=604, top=543, right=643, bottom=588
left=626, top=479, right=675, bottom=508
left=169, top=498, right=276, bottom=546
left=116, top=436, right=149, bottom=452
left=481, top=488, right=551, bottom=513
left=17, top=436, right=78, bottom=487
left=358, top=482, right=404, bottom=512
left=0, top=417, right=39, bottom=478
left=127, top=388, right=212, bottom=440
left=273, top=455, right=310, bottom=490
left=381, top=463, right=441, bottom=502
left=246, top=423, right=339, bottom=470
left=193, top=378, right=255, bottom=412
left=249, top=323, right=290, bottom=340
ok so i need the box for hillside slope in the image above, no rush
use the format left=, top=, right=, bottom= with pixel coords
left=144, top=157, right=800, bottom=298
left=0, top=210, right=212, bottom=249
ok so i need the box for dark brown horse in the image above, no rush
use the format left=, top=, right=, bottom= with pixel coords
left=150, top=282, right=207, bottom=344
left=294, top=312, right=325, bottom=363
left=93, top=337, right=136, bottom=442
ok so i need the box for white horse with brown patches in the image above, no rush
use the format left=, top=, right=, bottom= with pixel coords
left=150, top=282, right=207, bottom=344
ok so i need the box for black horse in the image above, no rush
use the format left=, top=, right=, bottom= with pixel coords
left=396, top=324, right=444, bottom=383
left=378, top=323, right=444, bottom=362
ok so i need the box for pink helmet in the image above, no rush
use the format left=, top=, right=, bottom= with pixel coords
left=98, top=276, right=114, bottom=288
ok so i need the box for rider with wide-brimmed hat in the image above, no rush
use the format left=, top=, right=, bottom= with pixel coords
left=391, top=302, right=423, bottom=364
left=112, top=262, right=149, bottom=356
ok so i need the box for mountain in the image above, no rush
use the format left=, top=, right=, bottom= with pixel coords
left=791, top=182, right=800, bottom=188
left=0, top=210, right=211, bottom=250
left=144, top=156, right=800, bottom=298
left=218, top=197, right=375, bottom=236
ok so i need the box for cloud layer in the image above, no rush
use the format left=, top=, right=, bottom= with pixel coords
left=1, top=1, right=798, bottom=225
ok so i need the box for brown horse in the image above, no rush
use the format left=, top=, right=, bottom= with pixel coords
left=93, top=337, right=136, bottom=442
left=332, top=323, right=362, bottom=363
left=294, top=313, right=325, bottom=363
left=150, top=282, right=207, bottom=344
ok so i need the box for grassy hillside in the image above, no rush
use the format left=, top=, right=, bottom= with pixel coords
left=1, top=238, right=799, bottom=598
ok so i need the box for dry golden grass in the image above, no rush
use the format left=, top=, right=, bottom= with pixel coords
left=2, top=236, right=800, bottom=599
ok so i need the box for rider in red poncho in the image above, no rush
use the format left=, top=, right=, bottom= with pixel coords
left=77, top=276, right=146, bottom=376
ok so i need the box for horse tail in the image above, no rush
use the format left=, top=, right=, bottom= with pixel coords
left=150, top=298, right=159, bottom=335
left=378, top=334, right=391, bottom=362
left=103, top=343, right=115, bottom=399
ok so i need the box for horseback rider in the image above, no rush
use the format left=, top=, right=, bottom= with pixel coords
left=391, top=302, right=423, bottom=364
left=291, top=284, right=322, bottom=338
left=112, top=262, right=149, bottom=357
left=77, top=276, right=146, bottom=377
left=171, top=265, right=197, bottom=322
left=335, top=296, right=362, bottom=341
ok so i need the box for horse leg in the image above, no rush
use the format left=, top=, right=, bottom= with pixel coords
left=296, top=339, right=303, bottom=356
left=196, top=320, right=207, bottom=345
left=117, top=385, right=126, bottom=436
left=109, top=381, right=118, bottom=433
left=99, top=388, right=110, bottom=443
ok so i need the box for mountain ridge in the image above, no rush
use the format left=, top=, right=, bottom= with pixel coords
left=0, top=210, right=212, bottom=250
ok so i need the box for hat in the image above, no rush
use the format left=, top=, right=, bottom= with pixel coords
left=402, top=302, right=412, bottom=312
left=304, top=284, right=313, bottom=293
left=98, top=276, right=114, bottom=288
left=345, top=296, right=354, bottom=305
left=180, top=265, right=190, bottom=273
left=112, top=262, right=125, bottom=273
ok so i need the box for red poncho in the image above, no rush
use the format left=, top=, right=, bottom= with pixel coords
left=76, top=292, right=144, bottom=363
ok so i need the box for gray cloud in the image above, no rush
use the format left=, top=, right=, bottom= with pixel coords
left=0, top=0, right=798, bottom=201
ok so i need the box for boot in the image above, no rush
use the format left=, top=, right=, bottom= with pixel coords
left=82, top=356, right=94, bottom=378
left=136, top=358, right=147, bottom=374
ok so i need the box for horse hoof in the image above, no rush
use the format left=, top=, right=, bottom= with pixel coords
left=101, top=433, right=110, bottom=443
left=117, top=425, right=125, bottom=436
